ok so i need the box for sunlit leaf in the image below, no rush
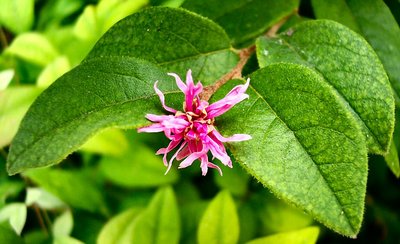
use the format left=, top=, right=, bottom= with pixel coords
left=0, top=203, right=27, bottom=235
left=246, top=227, right=320, bottom=244
left=0, top=0, right=34, bottom=33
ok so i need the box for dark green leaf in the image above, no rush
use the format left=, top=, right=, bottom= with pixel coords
left=7, top=57, right=179, bottom=175
left=197, top=191, right=239, bottom=244
left=182, top=0, right=299, bottom=46
left=256, top=20, right=395, bottom=154
left=86, top=7, right=238, bottom=85
left=213, top=162, right=249, bottom=197
left=384, top=140, right=400, bottom=178
left=24, top=168, right=107, bottom=214
left=311, top=0, right=400, bottom=105
left=217, top=64, right=368, bottom=236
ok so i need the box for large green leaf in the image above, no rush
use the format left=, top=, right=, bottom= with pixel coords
left=24, top=168, right=107, bottom=214
left=85, top=7, right=238, bottom=85
left=197, top=191, right=239, bottom=244
left=216, top=64, right=368, bottom=236
left=182, top=0, right=299, bottom=46
left=256, top=20, right=395, bottom=154
left=6, top=57, right=179, bottom=175
left=311, top=0, right=400, bottom=104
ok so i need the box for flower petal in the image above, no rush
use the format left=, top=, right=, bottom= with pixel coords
left=212, top=130, right=252, bottom=142
left=206, top=78, right=250, bottom=118
left=154, top=81, right=176, bottom=113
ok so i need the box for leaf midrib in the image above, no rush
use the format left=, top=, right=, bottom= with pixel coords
left=249, top=84, right=356, bottom=234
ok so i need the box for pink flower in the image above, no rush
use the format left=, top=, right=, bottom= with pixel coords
left=138, top=70, right=251, bottom=176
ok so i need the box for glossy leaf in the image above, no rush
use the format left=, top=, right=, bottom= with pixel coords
left=0, top=69, right=14, bottom=90
left=129, top=186, right=180, bottom=244
left=246, top=226, right=320, bottom=244
left=0, top=0, right=34, bottom=33
left=24, top=168, right=107, bottom=214
left=99, top=141, right=178, bottom=187
left=256, top=20, right=395, bottom=154
left=197, top=191, right=239, bottom=244
left=6, top=57, right=179, bottom=175
left=216, top=64, right=368, bottom=236
left=311, top=0, right=400, bottom=104
left=97, top=208, right=143, bottom=244
left=86, top=7, right=239, bottom=85
left=0, top=86, right=42, bottom=148
left=182, top=0, right=299, bottom=46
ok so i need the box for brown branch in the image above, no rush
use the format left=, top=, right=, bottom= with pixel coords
left=33, top=204, right=49, bottom=236
left=201, top=45, right=255, bottom=101
left=0, top=27, right=8, bottom=49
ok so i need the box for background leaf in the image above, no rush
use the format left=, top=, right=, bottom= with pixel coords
left=197, top=191, right=239, bottom=244
left=246, top=226, right=320, bottom=244
left=24, top=168, right=107, bottom=214
left=0, top=86, right=42, bottom=148
left=0, top=0, right=34, bottom=33
left=129, top=186, right=180, bottom=244
left=86, top=7, right=239, bottom=85
left=0, top=203, right=27, bottom=235
left=311, top=0, right=400, bottom=105
left=256, top=20, right=395, bottom=154
left=182, top=0, right=300, bottom=46
left=215, top=64, right=368, bottom=237
left=0, top=225, right=24, bottom=244
left=99, top=139, right=178, bottom=188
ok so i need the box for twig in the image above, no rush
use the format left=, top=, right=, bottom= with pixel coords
left=33, top=204, right=49, bottom=236
left=0, top=27, right=8, bottom=49
left=201, top=46, right=255, bottom=101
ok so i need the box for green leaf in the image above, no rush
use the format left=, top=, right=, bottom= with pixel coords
left=246, top=226, right=320, bottom=244
left=25, top=187, right=66, bottom=210
left=53, top=236, right=84, bottom=244
left=37, top=56, right=71, bottom=88
left=213, top=162, right=249, bottom=197
left=0, top=203, right=27, bottom=235
left=216, top=64, right=368, bottom=237
left=24, top=168, right=107, bottom=214
left=197, top=191, right=239, bottom=244
left=86, top=7, right=239, bottom=85
left=311, top=0, right=400, bottom=105
left=80, top=128, right=129, bottom=156
left=6, top=57, right=179, bottom=175
left=385, top=140, right=400, bottom=178
left=0, top=182, right=24, bottom=208
left=0, top=69, right=14, bottom=90
left=0, top=0, right=34, bottom=33
left=0, top=225, right=24, bottom=244
left=256, top=19, right=395, bottom=154
left=129, top=186, right=180, bottom=244
left=53, top=210, right=73, bottom=237
left=97, top=207, right=143, bottom=244
left=99, top=141, right=178, bottom=188
left=182, top=0, right=299, bottom=46
left=5, top=32, right=59, bottom=66
left=0, top=86, right=42, bottom=148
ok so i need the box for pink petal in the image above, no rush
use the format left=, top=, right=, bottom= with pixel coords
left=154, top=81, right=176, bottom=113
left=206, top=78, right=250, bottom=118
left=206, top=162, right=223, bottom=176
left=168, top=70, right=203, bottom=112
left=137, top=123, right=164, bottom=133
left=212, top=130, right=252, bottom=142
left=176, top=145, right=190, bottom=160
left=178, top=143, right=207, bottom=169
left=156, top=139, right=182, bottom=166
left=165, top=141, right=187, bottom=175
left=206, top=136, right=232, bottom=166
